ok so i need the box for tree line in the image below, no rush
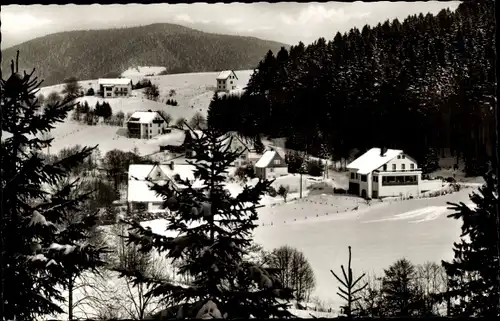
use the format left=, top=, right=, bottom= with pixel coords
left=207, top=0, right=495, bottom=177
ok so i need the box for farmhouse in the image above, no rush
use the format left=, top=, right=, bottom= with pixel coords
left=126, top=110, right=169, bottom=139
left=254, top=149, right=289, bottom=180
left=97, top=78, right=132, bottom=98
left=127, top=163, right=202, bottom=213
left=216, top=70, right=238, bottom=92
left=347, top=147, right=423, bottom=199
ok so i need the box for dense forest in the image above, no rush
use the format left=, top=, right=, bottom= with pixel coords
left=1, top=23, right=288, bottom=86
left=208, top=0, right=496, bottom=176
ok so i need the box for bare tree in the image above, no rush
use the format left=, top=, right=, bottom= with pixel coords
left=266, top=245, right=316, bottom=303
left=277, top=185, right=290, bottom=203
left=158, top=111, right=172, bottom=127
left=415, top=262, right=448, bottom=316
left=355, top=272, right=385, bottom=317
left=47, top=90, right=63, bottom=106
left=188, top=112, right=206, bottom=129
left=62, top=76, right=82, bottom=100
left=110, top=223, right=171, bottom=319
left=175, top=117, right=187, bottom=129
left=144, top=84, right=160, bottom=101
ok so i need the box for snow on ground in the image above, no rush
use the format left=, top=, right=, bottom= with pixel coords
left=38, top=70, right=254, bottom=156
left=121, top=66, right=166, bottom=78
left=47, top=121, right=163, bottom=156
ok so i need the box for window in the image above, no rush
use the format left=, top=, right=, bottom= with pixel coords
left=106, top=93, right=111, bottom=97
left=402, top=155, right=406, bottom=159
left=350, top=172, right=355, bottom=179
left=269, top=168, right=274, bottom=172
left=401, top=164, right=406, bottom=170
left=356, top=174, right=359, bottom=180
left=230, top=81, right=233, bottom=84
left=392, top=164, right=396, bottom=171
left=397, top=155, right=401, bottom=159
left=383, top=164, right=387, bottom=171
left=373, top=176, right=378, bottom=182
left=274, top=160, right=281, bottom=165
left=410, top=164, right=415, bottom=170
left=360, top=175, right=367, bottom=182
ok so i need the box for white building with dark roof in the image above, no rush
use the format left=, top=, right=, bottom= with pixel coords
left=126, top=110, right=169, bottom=139
left=97, top=78, right=132, bottom=98
left=254, top=150, right=288, bottom=180
left=347, top=147, right=423, bottom=199
left=216, top=70, right=238, bottom=92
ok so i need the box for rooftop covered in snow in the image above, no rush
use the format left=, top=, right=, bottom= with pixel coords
left=216, top=70, right=238, bottom=80
left=98, top=78, right=132, bottom=86
left=127, top=163, right=203, bottom=203
left=255, top=150, right=279, bottom=168
left=127, top=111, right=163, bottom=124
left=347, top=147, right=404, bottom=175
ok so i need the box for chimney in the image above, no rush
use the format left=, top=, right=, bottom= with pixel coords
left=380, top=147, right=387, bottom=157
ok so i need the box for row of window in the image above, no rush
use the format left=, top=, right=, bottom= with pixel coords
left=381, top=175, right=418, bottom=186
left=382, top=163, right=415, bottom=171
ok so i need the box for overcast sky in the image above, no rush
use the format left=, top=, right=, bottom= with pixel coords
left=2, top=2, right=461, bottom=49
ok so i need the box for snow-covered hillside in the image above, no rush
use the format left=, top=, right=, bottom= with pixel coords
left=37, top=69, right=254, bottom=156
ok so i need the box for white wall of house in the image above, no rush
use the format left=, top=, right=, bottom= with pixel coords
left=216, top=74, right=237, bottom=92
left=376, top=153, right=419, bottom=172
left=102, top=83, right=132, bottom=98
left=263, top=167, right=288, bottom=180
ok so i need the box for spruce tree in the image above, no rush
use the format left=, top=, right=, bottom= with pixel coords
left=0, top=51, right=108, bottom=320
left=116, top=125, right=294, bottom=319
left=441, top=166, right=500, bottom=316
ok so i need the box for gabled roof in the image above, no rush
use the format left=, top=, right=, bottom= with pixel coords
left=127, top=111, right=162, bottom=124
left=216, top=70, right=238, bottom=80
left=347, top=148, right=403, bottom=175
left=127, top=164, right=203, bottom=203
left=255, top=150, right=279, bottom=168
left=220, top=132, right=254, bottom=153
left=98, top=78, right=131, bottom=86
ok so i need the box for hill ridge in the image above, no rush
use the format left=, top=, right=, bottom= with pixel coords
left=2, top=23, right=288, bottom=86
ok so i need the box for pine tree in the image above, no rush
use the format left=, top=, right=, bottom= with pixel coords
left=116, top=125, right=294, bottom=319
left=441, top=167, right=500, bottom=316
left=0, top=51, right=108, bottom=320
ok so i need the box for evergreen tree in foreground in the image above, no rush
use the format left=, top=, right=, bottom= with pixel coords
left=441, top=166, right=500, bottom=316
left=0, top=51, right=108, bottom=320
left=117, top=125, right=294, bottom=319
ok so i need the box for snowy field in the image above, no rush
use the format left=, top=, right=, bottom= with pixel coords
left=37, top=69, right=254, bottom=156
left=121, top=66, right=166, bottom=78
left=141, top=187, right=474, bottom=311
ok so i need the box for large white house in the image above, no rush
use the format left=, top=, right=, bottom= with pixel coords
left=347, top=147, right=423, bottom=199
left=126, top=111, right=169, bottom=139
left=98, top=78, right=132, bottom=98
left=216, top=70, right=238, bottom=92
left=127, top=163, right=202, bottom=213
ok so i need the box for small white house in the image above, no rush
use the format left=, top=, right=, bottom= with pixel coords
left=127, top=163, right=202, bottom=213
left=98, top=78, right=132, bottom=98
left=126, top=111, right=169, bottom=139
left=216, top=70, right=238, bottom=92
left=347, top=147, right=423, bottom=199
left=254, top=150, right=289, bottom=180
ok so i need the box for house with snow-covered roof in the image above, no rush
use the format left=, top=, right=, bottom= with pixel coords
left=126, top=110, right=169, bottom=139
left=97, top=78, right=132, bottom=98
left=216, top=70, right=238, bottom=92
left=347, top=147, right=422, bottom=199
left=254, top=149, right=288, bottom=180
left=127, top=163, right=203, bottom=213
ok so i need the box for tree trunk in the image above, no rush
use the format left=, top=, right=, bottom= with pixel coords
left=68, top=275, right=74, bottom=320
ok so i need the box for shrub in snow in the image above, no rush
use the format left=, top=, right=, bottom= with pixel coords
left=1, top=51, right=108, bottom=321
left=116, top=125, right=294, bottom=319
